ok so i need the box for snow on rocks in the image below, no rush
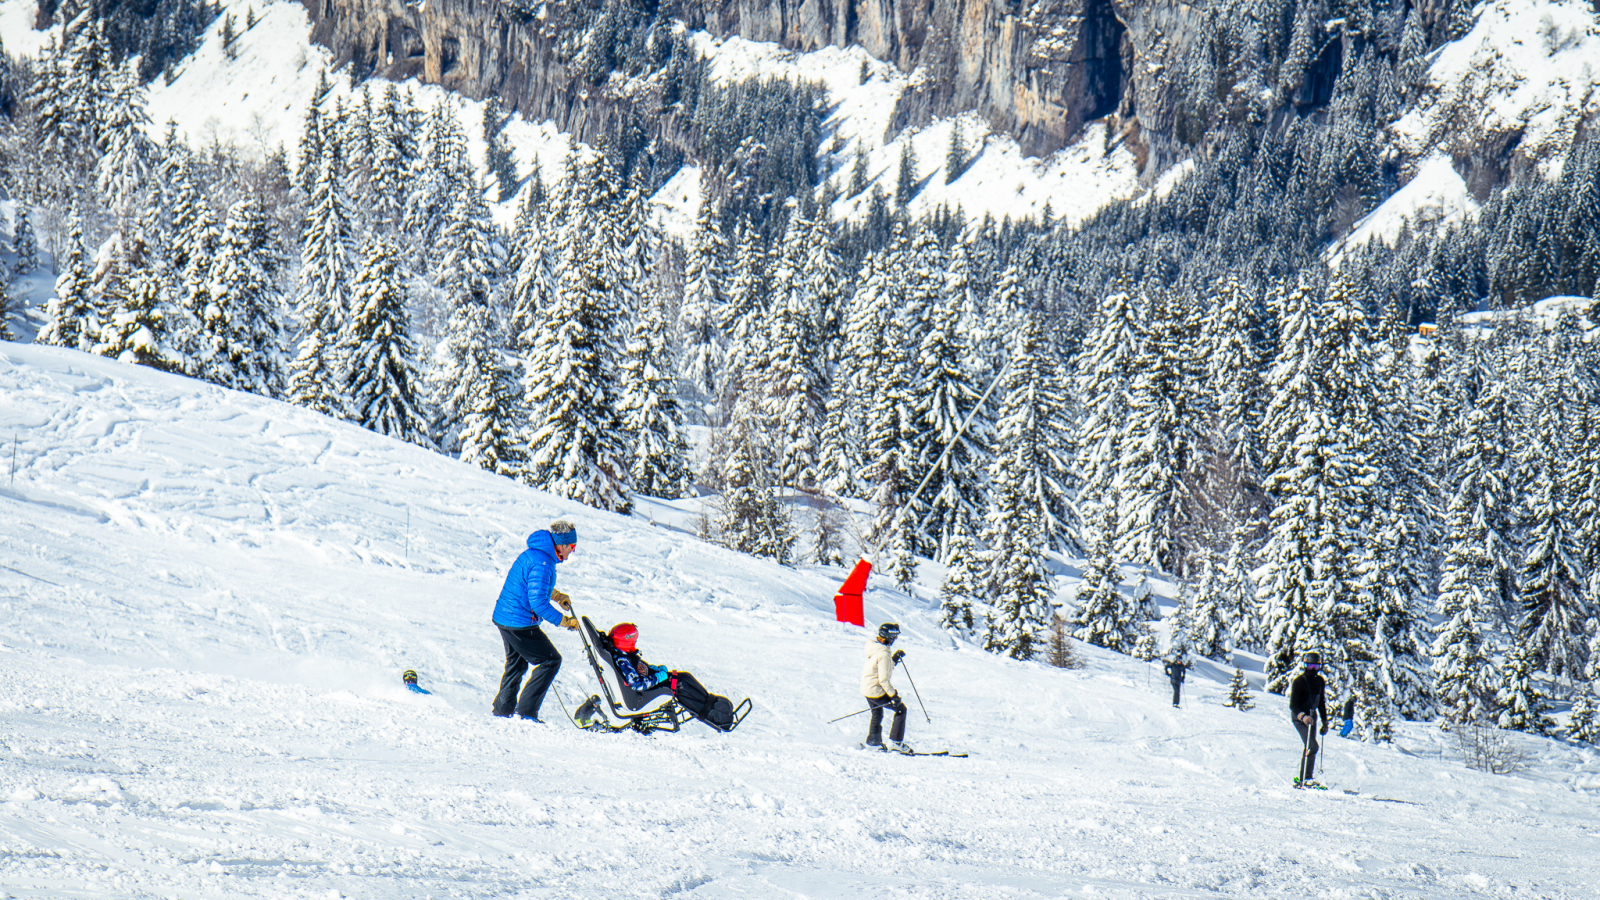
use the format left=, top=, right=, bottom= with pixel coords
left=1328, top=153, right=1481, bottom=266
left=1392, top=0, right=1600, bottom=177
left=4, top=340, right=1600, bottom=897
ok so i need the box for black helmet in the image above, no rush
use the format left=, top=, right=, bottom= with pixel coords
left=1304, top=651, right=1323, bottom=666
left=402, top=669, right=419, bottom=685
left=878, top=622, right=901, bottom=643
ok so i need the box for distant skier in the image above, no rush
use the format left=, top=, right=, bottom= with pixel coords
left=862, top=622, right=911, bottom=753
left=1339, top=696, right=1357, bottom=738
left=1164, top=656, right=1190, bottom=708
left=490, top=520, right=580, bottom=722
left=1288, top=651, right=1330, bottom=788
left=402, top=669, right=430, bottom=694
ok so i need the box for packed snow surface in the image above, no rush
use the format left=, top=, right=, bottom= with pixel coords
left=3, top=342, right=1599, bottom=899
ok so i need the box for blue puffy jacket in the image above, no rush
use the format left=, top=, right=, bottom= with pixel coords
left=492, top=531, right=566, bottom=628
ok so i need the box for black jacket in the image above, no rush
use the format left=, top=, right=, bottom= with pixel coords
left=1288, top=670, right=1328, bottom=722
left=1164, top=661, right=1188, bottom=684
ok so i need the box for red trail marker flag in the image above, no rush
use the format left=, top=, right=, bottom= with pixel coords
left=833, top=558, right=870, bottom=626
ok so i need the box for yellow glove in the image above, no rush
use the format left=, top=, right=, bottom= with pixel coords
left=551, top=589, right=572, bottom=612
left=559, top=615, right=578, bottom=631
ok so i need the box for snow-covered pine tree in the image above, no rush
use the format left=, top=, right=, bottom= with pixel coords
left=435, top=301, right=521, bottom=475
left=760, top=204, right=827, bottom=491
left=95, top=59, right=153, bottom=222
left=371, top=84, right=420, bottom=230
left=482, top=95, right=519, bottom=202
left=982, top=309, right=1070, bottom=594
left=11, top=203, right=39, bottom=275
left=1569, top=680, right=1600, bottom=743
left=714, top=398, right=796, bottom=563
left=1357, top=325, right=1436, bottom=721
left=1431, top=367, right=1509, bottom=727
left=507, top=154, right=567, bottom=358
left=296, top=69, right=332, bottom=196
left=1516, top=439, right=1589, bottom=682
left=1073, top=287, right=1141, bottom=551
left=37, top=215, right=94, bottom=351
left=95, top=224, right=183, bottom=373
left=520, top=156, right=633, bottom=514
left=1220, top=537, right=1262, bottom=653
left=717, top=217, right=771, bottom=412
left=340, top=236, right=431, bottom=446
left=938, top=529, right=982, bottom=631
left=436, top=179, right=503, bottom=313
left=1067, top=502, right=1141, bottom=653
left=678, top=185, right=729, bottom=408
left=1168, top=581, right=1195, bottom=660
left=1116, top=287, right=1208, bottom=575
left=861, top=231, right=919, bottom=586
left=1202, top=275, right=1268, bottom=490
left=288, top=138, right=356, bottom=417
left=1187, top=548, right=1232, bottom=662
left=403, top=101, right=474, bottom=272
left=1496, top=639, right=1553, bottom=735
left=1224, top=669, right=1255, bottom=709
left=894, top=141, right=919, bottom=207
left=817, top=248, right=888, bottom=499
left=914, top=240, right=989, bottom=561
left=982, top=506, right=1051, bottom=660
left=1568, top=630, right=1600, bottom=742
left=1258, top=278, right=1378, bottom=696
left=621, top=289, right=691, bottom=498
left=202, top=199, right=284, bottom=394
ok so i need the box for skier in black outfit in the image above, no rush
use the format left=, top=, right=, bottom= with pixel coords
left=1163, top=657, right=1189, bottom=708
left=1288, top=651, right=1330, bottom=787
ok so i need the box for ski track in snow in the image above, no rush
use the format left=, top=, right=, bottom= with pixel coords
left=3, top=343, right=1600, bottom=898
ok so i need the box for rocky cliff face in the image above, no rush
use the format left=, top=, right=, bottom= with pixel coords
left=301, top=0, right=1209, bottom=161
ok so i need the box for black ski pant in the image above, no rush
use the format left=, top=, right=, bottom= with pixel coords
left=1293, top=716, right=1321, bottom=781
left=492, top=624, right=562, bottom=719
left=866, top=694, right=907, bottom=745
left=1170, top=680, right=1183, bottom=706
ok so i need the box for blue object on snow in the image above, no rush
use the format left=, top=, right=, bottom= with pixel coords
left=492, top=531, right=566, bottom=628
left=407, top=683, right=431, bottom=695
left=1340, top=718, right=1354, bottom=738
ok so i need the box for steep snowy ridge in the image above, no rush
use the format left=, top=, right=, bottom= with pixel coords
left=3, top=341, right=1598, bottom=898
left=0, top=0, right=1143, bottom=234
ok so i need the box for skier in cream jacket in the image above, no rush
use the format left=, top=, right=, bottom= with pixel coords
left=861, top=622, right=911, bottom=753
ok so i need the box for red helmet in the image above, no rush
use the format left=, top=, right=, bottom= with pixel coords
left=610, top=623, right=639, bottom=652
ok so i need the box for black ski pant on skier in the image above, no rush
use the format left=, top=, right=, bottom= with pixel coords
left=1293, top=716, right=1320, bottom=782
left=492, top=624, right=562, bottom=720
left=866, top=694, right=907, bottom=745
left=1170, top=679, right=1183, bottom=707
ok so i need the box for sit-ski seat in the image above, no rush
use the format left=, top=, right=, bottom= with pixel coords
left=576, top=615, right=691, bottom=733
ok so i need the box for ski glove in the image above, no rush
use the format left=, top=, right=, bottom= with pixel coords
left=891, top=650, right=905, bottom=664
left=551, top=590, right=572, bottom=612
left=559, top=615, right=578, bottom=631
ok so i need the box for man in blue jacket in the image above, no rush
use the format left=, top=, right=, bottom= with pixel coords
left=491, top=519, right=580, bottom=721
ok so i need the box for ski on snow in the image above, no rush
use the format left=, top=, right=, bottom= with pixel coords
left=858, top=743, right=969, bottom=758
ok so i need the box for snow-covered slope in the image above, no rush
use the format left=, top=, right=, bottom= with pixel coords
left=3, top=341, right=1598, bottom=899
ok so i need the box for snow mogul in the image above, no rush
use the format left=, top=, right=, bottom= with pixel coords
left=489, top=519, right=580, bottom=722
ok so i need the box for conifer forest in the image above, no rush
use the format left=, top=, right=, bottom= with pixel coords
left=3, top=0, right=1599, bottom=750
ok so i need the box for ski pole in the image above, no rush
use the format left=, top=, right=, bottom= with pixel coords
left=1298, top=715, right=1313, bottom=784
left=901, top=660, right=932, bottom=724
left=828, top=707, right=871, bottom=724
